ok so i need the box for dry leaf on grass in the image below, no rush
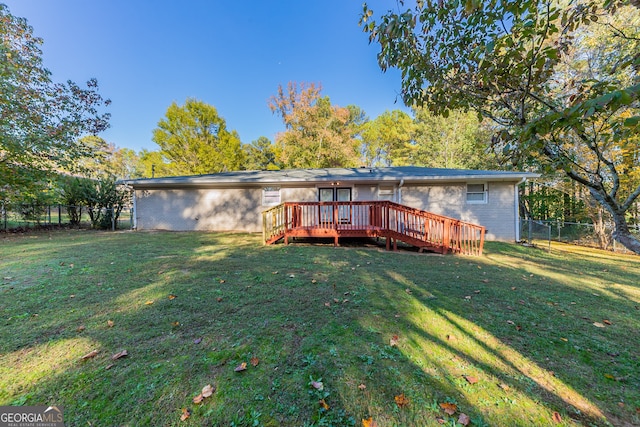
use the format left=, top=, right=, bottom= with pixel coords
left=168, top=294, right=177, bottom=300
left=250, top=356, right=260, bottom=367
left=111, top=350, right=128, bottom=360
left=394, top=393, right=409, bottom=408
left=311, top=380, right=324, bottom=391
left=362, top=417, right=378, bottom=427
left=319, top=399, right=330, bottom=410
left=76, top=325, right=86, bottom=332
left=458, top=413, right=470, bottom=426
left=144, top=300, right=154, bottom=305
left=107, top=320, right=114, bottom=327
left=192, top=394, right=204, bottom=404
left=390, top=335, right=399, bottom=347
left=593, top=322, right=606, bottom=328
left=80, top=350, right=99, bottom=360
left=358, top=383, right=366, bottom=390
left=552, top=411, right=562, bottom=423
left=234, top=362, right=247, bottom=372
left=180, top=407, right=190, bottom=421
left=440, top=402, right=457, bottom=415
left=464, top=375, right=479, bottom=384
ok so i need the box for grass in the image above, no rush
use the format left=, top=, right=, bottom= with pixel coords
left=0, top=230, right=639, bottom=426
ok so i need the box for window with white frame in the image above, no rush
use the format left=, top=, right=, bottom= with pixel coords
left=466, top=183, right=488, bottom=204
left=378, top=185, right=395, bottom=201
left=262, top=187, right=281, bottom=206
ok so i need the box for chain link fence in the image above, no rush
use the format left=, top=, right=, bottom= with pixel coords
left=1, top=204, right=133, bottom=232
left=520, top=218, right=640, bottom=253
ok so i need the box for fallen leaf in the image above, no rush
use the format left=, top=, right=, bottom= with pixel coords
left=481, top=279, right=489, bottom=283
left=192, top=393, right=203, bottom=404
left=507, top=320, right=515, bottom=325
left=234, top=362, right=247, bottom=372
left=464, top=375, right=479, bottom=384
left=439, top=402, right=457, bottom=415
left=458, top=413, right=470, bottom=426
left=593, top=322, right=605, bottom=328
left=436, top=417, right=446, bottom=424
left=111, top=349, right=128, bottom=360
left=105, top=364, right=114, bottom=370
left=405, top=288, right=412, bottom=294
left=447, top=334, right=457, bottom=341
left=216, top=297, right=223, bottom=302
left=311, top=380, right=324, bottom=391
left=516, top=325, right=523, bottom=331
left=319, top=398, right=330, bottom=410
left=362, top=417, right=378, bottom=427
left=250, top=356, right=260, bottom=367
left=180, top=407, right=190, bottom=421
left=145, top=300, right=154, bottom=305
left=394, top=393, right=409, bottom=408
left=201, top=384, right=215, bottom=398
left=193, top=338, right=202, bottom=344
left=552, top=411, right=562, bottom=423
left=390, top=335, right=399, bottom=347
left=80, top=350, right=99, bottom=360
left=603, top=319, right=612, bottom=325
left=499, top=382, right=510, bottom=391
left=358, top=383, right=366, bottom=390
left=107, top=320, right=114, bottom=327
left=172, top=321, right=180, bottom=327
left=311, top=279, right=317, bottom=284
left=560, top=337, right=568, bottom=342
left=219, top=279, right=225, bottom=283
left=333, top=298, right=340, bottom=303
left=76, top=325, right=86, bottom=332
left=604, top=373, right=615, bottom=380
left=168, top=294, right=177, bottom=300
left=324, top=302, right=331, bottom=307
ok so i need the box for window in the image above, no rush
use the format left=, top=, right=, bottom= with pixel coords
left=466, top=183, right=487, bottom=204
left=262, top=187, right=281, bottom=206
left=378, top=185, right=395, bottom=201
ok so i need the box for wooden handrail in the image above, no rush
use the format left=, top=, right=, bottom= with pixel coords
left=263, top=201, right=485, bottom=256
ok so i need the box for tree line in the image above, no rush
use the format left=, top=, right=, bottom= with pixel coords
left=1, top=2, right=639, bottom=250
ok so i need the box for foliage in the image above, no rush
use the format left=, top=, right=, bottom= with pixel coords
left=360, top=110, right=414, bottom=166
left=59, top=176, right=91, bottom=225
left=409, top=108, right=498, bottom=169
left=361, top=0, right=640, bottom=252
left=269, top=82, right=364, bottom=168
left=152, top=98, right=244, bottom=176
left=80, top=176, right=130, bottom=229
left=1, top=232, right=639, bottom=426
left=0, top=4, right=110, bottom=201
left=242, top=136, right=281, bottom=170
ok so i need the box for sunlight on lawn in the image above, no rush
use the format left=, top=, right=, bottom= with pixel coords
left=397, top=298, right=606, bottom=423
left=0, top=336, right=98, bottom=404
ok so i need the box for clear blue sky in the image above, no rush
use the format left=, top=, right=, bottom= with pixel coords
left=5, top=0, right=409, bottom=152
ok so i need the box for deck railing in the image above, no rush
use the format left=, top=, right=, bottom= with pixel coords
left=262, top=201, right=485, bottom=256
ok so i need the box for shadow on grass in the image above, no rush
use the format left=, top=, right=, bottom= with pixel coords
left=0, top=233, right=638, bottom=426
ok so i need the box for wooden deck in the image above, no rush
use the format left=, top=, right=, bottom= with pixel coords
left=262, top=201, right=485, bottom=256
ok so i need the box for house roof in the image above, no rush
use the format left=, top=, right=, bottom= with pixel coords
left=120, top=167, right=539, bottom=188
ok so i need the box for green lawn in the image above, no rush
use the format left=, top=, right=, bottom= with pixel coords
left=0, top=231, right=638, bottom=426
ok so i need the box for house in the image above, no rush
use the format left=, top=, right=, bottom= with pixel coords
left=121, top=166, right=538, bottom=243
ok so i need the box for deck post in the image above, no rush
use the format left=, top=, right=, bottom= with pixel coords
left=443, top=219, right=450, bottom=254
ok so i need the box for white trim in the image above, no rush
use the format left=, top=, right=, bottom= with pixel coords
left=262, top=186, right=281, bottom=206
left=515, top=183, right=520, bottom=241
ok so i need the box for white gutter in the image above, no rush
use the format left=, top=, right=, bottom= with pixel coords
left=398, top=178, right=405, bottom=204
left=132, top=189, right=138, bottom=230
left=514, top=177, right=526, bottom=241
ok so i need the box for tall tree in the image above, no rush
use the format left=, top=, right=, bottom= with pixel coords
left=409, top=108, right=497, bottom=169
left=152, top=98, right=244, bottom=176
left=360, top=109, right=413, bottom=167
left=242, top=136, right=280, bottom=170
left=362, top=0, right=640, bottom=252
left=269, top=82, right=363, bottom=168
left=0, top=4, right=110, bottom=202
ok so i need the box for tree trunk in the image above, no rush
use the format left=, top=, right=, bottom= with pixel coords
left=611, top=211, right=640, bottom=254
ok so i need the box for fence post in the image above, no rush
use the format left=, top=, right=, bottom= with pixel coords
left=111, top=208, right=115, bottom=231
left=130, top=207, right=134, bottom=230
left=528, top=218, right=533, bottom=243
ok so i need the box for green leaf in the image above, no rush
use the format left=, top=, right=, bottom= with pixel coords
left=624, top=116, right=640, bottom=127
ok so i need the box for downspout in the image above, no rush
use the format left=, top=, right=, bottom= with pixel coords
left=131, top=185, right=138, bottom=230
left=398, top=178, right=404, bottom=204
left=515, top=177, right=526, bottom=241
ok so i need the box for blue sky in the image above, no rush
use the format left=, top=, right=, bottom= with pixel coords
left=5, top=0, right=409, bottom=152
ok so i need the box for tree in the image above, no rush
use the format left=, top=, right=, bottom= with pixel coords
left=0, top=4, right=110, bottom=203
left=152, top=98, right=244, bottom=176
left=269, top=82, right=363, bottom=168
left=408, top=108, right=498, bottom=169
left=242, top=137, right=280, bottom=170
left=360, top=110, right=414, bottom=166
left=362, top=0, right=640, bottom=253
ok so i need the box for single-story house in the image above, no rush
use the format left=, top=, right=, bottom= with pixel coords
left=121, top=166, right=538, bottom=242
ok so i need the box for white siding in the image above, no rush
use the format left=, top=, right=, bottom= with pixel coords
left=402, top=182, right=518, bottom=241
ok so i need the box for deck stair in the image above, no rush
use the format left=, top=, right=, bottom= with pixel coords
left=263, top=201, right=485, bottom=256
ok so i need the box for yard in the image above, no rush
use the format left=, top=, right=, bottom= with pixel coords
left=0, top=231, right=638, bottom=426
